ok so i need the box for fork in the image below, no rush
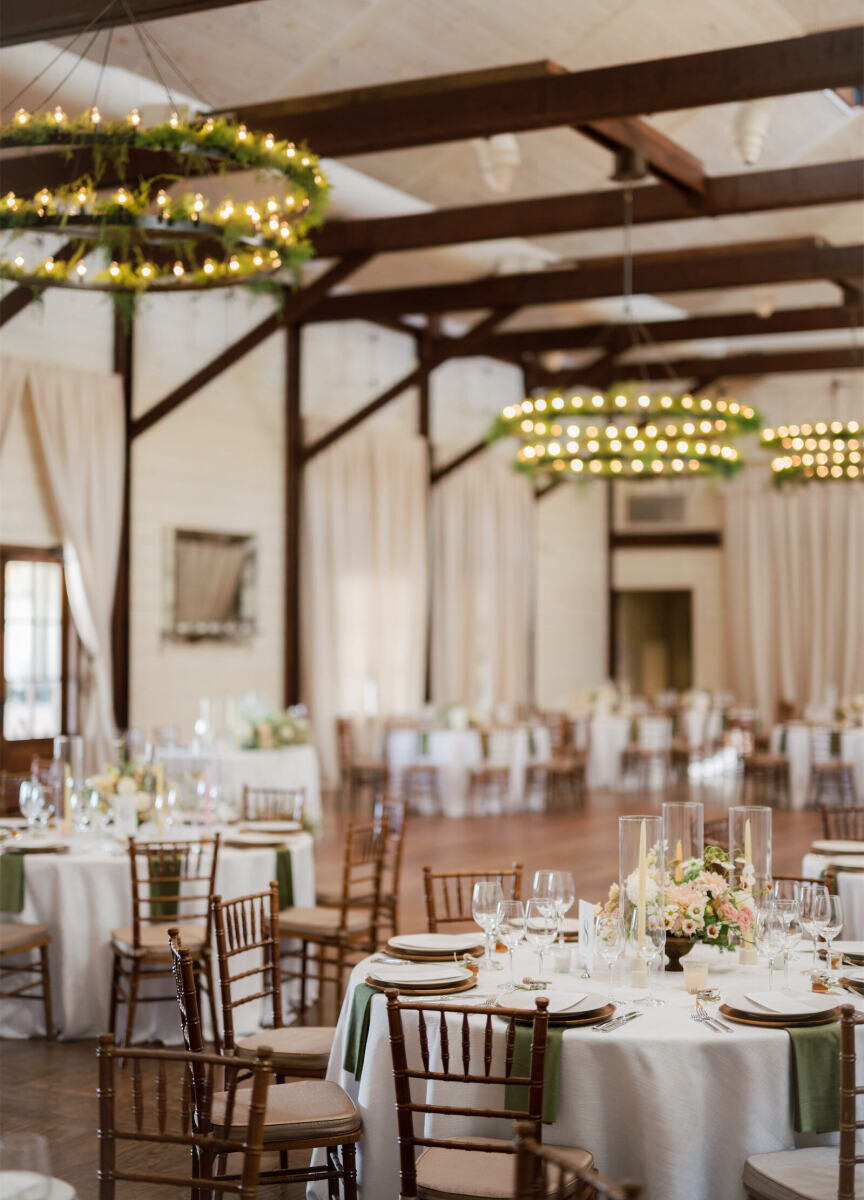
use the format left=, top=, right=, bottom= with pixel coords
left=691, top=1005, right=730, bottom=1033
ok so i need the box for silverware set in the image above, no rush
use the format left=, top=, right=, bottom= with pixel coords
left=592, top=1010, right=640, bottom=1033
left=691, top=1000, right=732, bottom=1033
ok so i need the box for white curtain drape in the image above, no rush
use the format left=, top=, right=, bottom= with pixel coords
left=430, top=456, right=535, bottom=712
left=1, top=356, right=124, bottom=769
left=301, top=431, right=428, bottom=782
left=724, top=475, right=864, bottom=723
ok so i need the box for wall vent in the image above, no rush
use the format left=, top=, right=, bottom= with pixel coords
left=626, top=493, right=686, bottom=524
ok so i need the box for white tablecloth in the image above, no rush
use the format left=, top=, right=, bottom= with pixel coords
left=311, top=947, right=864, bottom=1200
left=771, top=726, right=864, bottom=810
left=158, top=745, right=322, bottom=826
left=0, top=831, right=314, bottom=1040
left=385, top=727, right=551, bottom=817
left=586, top=715, right=631, bottom=790
left=802, top=853, right=864, bottom=940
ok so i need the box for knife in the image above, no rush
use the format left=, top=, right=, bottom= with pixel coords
left=593, top=1011, right=640, bottom=1033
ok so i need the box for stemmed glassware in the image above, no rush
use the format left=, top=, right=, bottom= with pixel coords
left=628, top=909, right=665, bottom=1007
left=18, top=780, right=43, bottom=832
left=822, top=896, right=844, bottom=980
left=595, top=911, right=625, bottom=995
left=798, top=883, right=830, bottom=974
left=524, top=899, right=558, bottom=979
left=532, top=869, right=575, bottom=945
left=496, top=900, right=525, bottom=987
left=771, top=899, right=803, bottom=989
left=472, top=881, right=504, bottom=970
left=754, top=903, right=786, bottom=990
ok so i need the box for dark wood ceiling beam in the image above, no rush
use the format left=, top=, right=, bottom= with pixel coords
left=536, top=345, right=864, bottom=390
left=0, top=0, right=260, bottom=46
left=431, top=439, right=489, bottom=484
left=228, top=28, right=863, bottom=158
left=442, top=304, right=864, bottom=359
left=304, top=242, right=864, bottom=323
left=130, top=254, right=370, bottom=439
left=312, top=161, right=863, bottom=260
left=576, top=118, right=705, bottom=193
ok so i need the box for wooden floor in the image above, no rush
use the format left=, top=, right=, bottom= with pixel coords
left=0, top=781, right=822, bottom=1197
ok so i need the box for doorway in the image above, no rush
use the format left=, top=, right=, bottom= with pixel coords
left=613, top=589, right=692, bottom=697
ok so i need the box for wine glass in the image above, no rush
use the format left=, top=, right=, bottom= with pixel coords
left=34, top=787, right=54, bottom=832
left=822, top=895, right=844, bottom=980
left=0, top=1132, right=52, bottom=1198
left=595, top=911, right=625, bottom=994
left=18, top=781, right=41, bottom=832
left=772, top=899, right=802, bottom=989
left=799, top=883, right=830, bottom=974
left=496, top=900, right=525, bottom=987
left=472, top=881, right=504, bottom=970
left=754, top=904, right=786, bottom=990
left=628, top=909, right=665, bottom=1007
left=524, top=899, right=558, bottom=979
left=533, top=869, right=575, bottom=944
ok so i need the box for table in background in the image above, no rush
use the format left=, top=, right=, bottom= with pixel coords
left=0, top=831, right=314, bottom=1040
left=802, top=852, right=864, bottom=939
left=385, top=726, right=551, bottom=816
left=157, top=744, right=322, bottom=826
left=771, top=725, right=864, bottom=810
left=311, top=946, right=864, bottom=1200
left=586, top=715, right=631, bottom=790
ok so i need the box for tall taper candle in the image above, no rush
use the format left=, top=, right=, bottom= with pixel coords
left=637, top=819, right=647, bottom=948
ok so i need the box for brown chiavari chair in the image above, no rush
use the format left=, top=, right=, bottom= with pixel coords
left=241, top=786, right=305, bottom=825
left=279, top=819, right=387, bottom=1012
left=466, top=763, right=511, bottom=814
left=317, top=798, right=407, bottom=945
left=809, top=728, right=857, bottom=808
left=0, top=770, right=27, bottom=815
left=109, top=836, right=221, bottom=1050
left=820, top=805, right=864, bottom=842
left=336, top=717, right=388, bottom=814
left=96, top=1033, right=271, bottom=1198
left=744, top=1005, right=863, bottom=1200
left=212, top=883, right=334, bottom=1080
left=170, top=934, right=361, bottom=1198
left=0, top=920, right=53, bottom=1037
left=424, top=864, right=522, bottom=932
left=384, top=991, right=594, bottom=1200
left=513, top=1121, right=642, bottom=1200
left=740, top=750, right=790, bottom=808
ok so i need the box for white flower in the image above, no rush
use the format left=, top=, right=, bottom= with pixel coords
left=116, top=777, right=137, bottom=795
left=625, top=870, right=660, bottom=907
left=741, top=863, right=756, bottom=889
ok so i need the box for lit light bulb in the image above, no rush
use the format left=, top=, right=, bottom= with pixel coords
left=109, top=261, right=120, bottom=277
left=128, top=108, right=141, bottom=127
left=115, top=187, right=129, bottom=205
left=220, top=201, right=234, bottom=220
left=228, top=255, right=240, bottom=272
left=280, top=223, right=292, bottom=240
left=264, top=133, right=274, bottom=150
left=638, top=395, right=650, bottom=408
left=14, top=108, right=29, bottom=125
left=271, top=253, right=281, bottom=267
left=203, top=259, right=215, bottom=274
left=75, top=261, right=87, bottom=280
left=285, top=143, right=295, bottom=157
left=169, top=111, right=179, bottom=128
left=193, top=193, right=204, bottom=212
left=13, top=254, right=24, bottom=268
left=253, top=252, right=263, bottom=267
left=37, top=189, right=51, bottom=206
left=4, top=192, right=16, bottom=209
left=172, top=260, right=184, bottom=277
left=44, top=257, right=55, bottom=272
left=53, top=105, right=66, bottom=125
left=140, top=263, right=153, bottom=278
left=90, top=106, right=101, bottom=126
left=632, top=460, right=644, bottom=473
left=314, top=173, right=323, bottom=185
left=202, top=118, right=215, bottom=133
left=284, top=194, right=295, bottom=208
left=269, top=215, right=280, bottom=232
left=615, top=394, right=627, bottom=407
left=76, top=187, right=88, bottom=206
left=237, top=124, right=248, bottom=141
left=266, top=197, right=279, bottom=213
left=301, top=156, right=310, bottom=166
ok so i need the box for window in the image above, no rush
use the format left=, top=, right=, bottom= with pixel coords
left=0, top=546, right=74, bottom=774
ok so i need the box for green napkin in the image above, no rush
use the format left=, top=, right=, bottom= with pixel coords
left=830, top=730, right=842, bottom=758
left=779, top=728, right=788, bottom=754
left=788, top=1023, right=841, bottom=1133
left=276, top=847, right=294, bottom=909
left=419, top=731, right=429, bottom=756
left=343, top=982, right=377, bottom=1080
left=528, top=729, right=536, bottom=757
left=149, top=852, right=180, bottom=918
left=0, top=853, right=25, bottom=914
left=630, top=718, right=638, bottom=744
left=504, top=1024, right=564, bottom=1125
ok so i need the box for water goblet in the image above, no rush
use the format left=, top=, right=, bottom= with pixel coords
left=472, top=881, right=504, bottom=970
left=798, top=884, right=829, bottom=974
left=755, top=904, right=786, bottom=990
left=595, top=911, right=625, bottom=995
left=772, top=898, right=803, bottom=990
left=821, top=895, right=843, bottom=979
left=496, top=900, right=526, bottom=987
left=524, top=899, right=558, bottom=979
left=628, top=909, right=665, bottom=1007
left=18, top=781, right=40, bottom=832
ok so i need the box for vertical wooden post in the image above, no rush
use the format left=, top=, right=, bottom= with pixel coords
left=284, top=322, right=302, bottom=706
left=111, top=311, right=133, bottom=731
left=418, top=337, right=433, bottom=702
left=606, top=479, right=616, bottom=682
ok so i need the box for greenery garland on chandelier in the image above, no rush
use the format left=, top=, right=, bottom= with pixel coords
left=488, top=385, right=761, bottom=479
left=0, top=106, right=330, bottom=310
left=762, top=419, right=863, bottom=482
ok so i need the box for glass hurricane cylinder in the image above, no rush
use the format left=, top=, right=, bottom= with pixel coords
left=618, top=815, right=665, bottom=949
left=729, top=805, right=772, bottom=899
left=662, top=801, right=704, bottom=881
left=53, top=734, right=83, bottom=788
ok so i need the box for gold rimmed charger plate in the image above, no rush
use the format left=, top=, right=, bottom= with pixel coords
left=839, top=976, right=864, bottom=996
left=223, top=835, right=289, bottom=849
left=364, top=974, right=478, bottom=997
left=718, top=1003, right=840, bottom=1028
left=6, top=842, right=70, bottom=855
left=386, top=947, right=484, bottom=963
left=505, top=1002, right=616, bottom=1027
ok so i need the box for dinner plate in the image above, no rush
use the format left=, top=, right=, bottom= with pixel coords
left=368, top=964, right=473, bottom=987
left=239, top=821, right=302, bottom=835
left=724, top=990, right=839, bottom=1020
left=365, top=974, right=477, bottom=997
left=0, top=1172, right=76, bottom=1199
left=3, top=838, right=69, bottom=854
left=719, top=1004, right=840, bottom=1029
left=388, top=933, right=486, bottom=953
left=811, top=840, right=864, bottom=855
left=810, top=853, right=864, bottom=869
left=494, top=990, right=609, bottom=1017
left=223, top=832, right=288, bottom=848
left=827, top=940, right=864, bottom=960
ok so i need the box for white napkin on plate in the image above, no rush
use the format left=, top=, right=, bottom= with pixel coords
left=744, top=992, right=818, bottom=1015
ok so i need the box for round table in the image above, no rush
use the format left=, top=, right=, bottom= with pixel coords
left=0, top=829, right=314, bottom=1041
left=770, top=726, right=864, bottom=810
left=311, top=945, right=864, bottom=1200
left=802, top=853, right=864, bottom=939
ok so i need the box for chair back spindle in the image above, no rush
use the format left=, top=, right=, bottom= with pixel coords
left=212, top=883, right=282, bottom=1054
left=423, top=864, right=522, bottom=931
left=241, top=787, right=305, bottom=825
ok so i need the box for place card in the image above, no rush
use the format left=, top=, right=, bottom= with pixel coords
left=578, top=899, right=595, bottom=971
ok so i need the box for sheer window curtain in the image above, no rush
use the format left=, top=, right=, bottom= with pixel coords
left=724, top=475, right=864, bottom=723
left=301, top=431, right=428, bottom=782
left=1, top=356, right=124, bottom=770
left=430, top=456, right=535, bottom=713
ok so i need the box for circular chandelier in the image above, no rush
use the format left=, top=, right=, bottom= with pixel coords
left=0, top=107, right=329, bottom=296
left=762, top=420, right=863, bottom=482
left=490, top=385, right=760, bottom=479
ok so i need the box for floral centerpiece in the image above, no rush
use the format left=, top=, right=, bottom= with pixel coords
left=241, top=706, right=312, bottom=750
left=605, top=845, right=755, bottom=969
left=86, top=762, right=168, bottom=824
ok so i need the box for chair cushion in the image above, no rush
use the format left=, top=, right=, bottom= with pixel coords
left=742, top=1145, right=864, bottom=1200
left=416, top=1137, right=593, bottom=1199
left=235, top=1025, right=334, bottom=1072
left=111, top=922, right=206, bottom=956
left=214, top=1078, right=361, bottom=1142
left=0, top=923, right=49, bottom=953
left=278, top=906, right=372, bottom=936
